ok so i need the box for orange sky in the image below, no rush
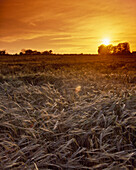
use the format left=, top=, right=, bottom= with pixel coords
left=0, top=0, right=136, bottom=54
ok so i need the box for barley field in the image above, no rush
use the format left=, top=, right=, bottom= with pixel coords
left=0, top=54, right=136, bottom=169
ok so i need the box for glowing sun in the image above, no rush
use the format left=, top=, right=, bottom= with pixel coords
left=102, top=38, right=110, bottom=45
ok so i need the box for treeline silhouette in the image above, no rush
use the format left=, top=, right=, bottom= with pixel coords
left=20, top=49, right=53, bottom=55
left=0, top=49, right=53, bottom=56
left=0, top=42, right=136, bottom=55
left=98, top=42, right=131, bottom=55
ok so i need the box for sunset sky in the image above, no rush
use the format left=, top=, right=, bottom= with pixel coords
left=0, top=0, right=136, bottom=54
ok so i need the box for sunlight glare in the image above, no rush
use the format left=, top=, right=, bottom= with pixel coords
left=102, top=38, right=110, bottom=45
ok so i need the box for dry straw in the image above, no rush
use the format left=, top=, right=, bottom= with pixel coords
left=0, top=55, right=136, bottom=169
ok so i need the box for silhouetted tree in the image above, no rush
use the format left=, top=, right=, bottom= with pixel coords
left=20, top=49, right=41, bottom=55
left=98, top=42, right=130, bottom=55
left=98, top=45, right=107, bottom=54
left=0, top=50, right=6, bottom=55
left=132, top=51, right=136, bottom=55
left=49, top=50, right=53, bottom=54
left=35, top=51, right=41, bottom=55
left=112, top=46, right=118, bottom=54
left=42, top=50, right=53, bottom=55
left=32, top=50, right=41, bottom=55
left=116, top=42, right=130, bottom=54
left=98, top=44, right=113, bottom=54
left=42, top=51, right=49, bottom=55
left=24, top=49, right=33, bottom=55
left=107, top=44, right=114, bottom=54
left=19, top=52, right=23, bottom=55
left=19, top=49, right=53, bottom=55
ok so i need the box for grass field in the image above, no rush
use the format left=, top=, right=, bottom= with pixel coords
left=0, top=54, right=136, bottom=169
